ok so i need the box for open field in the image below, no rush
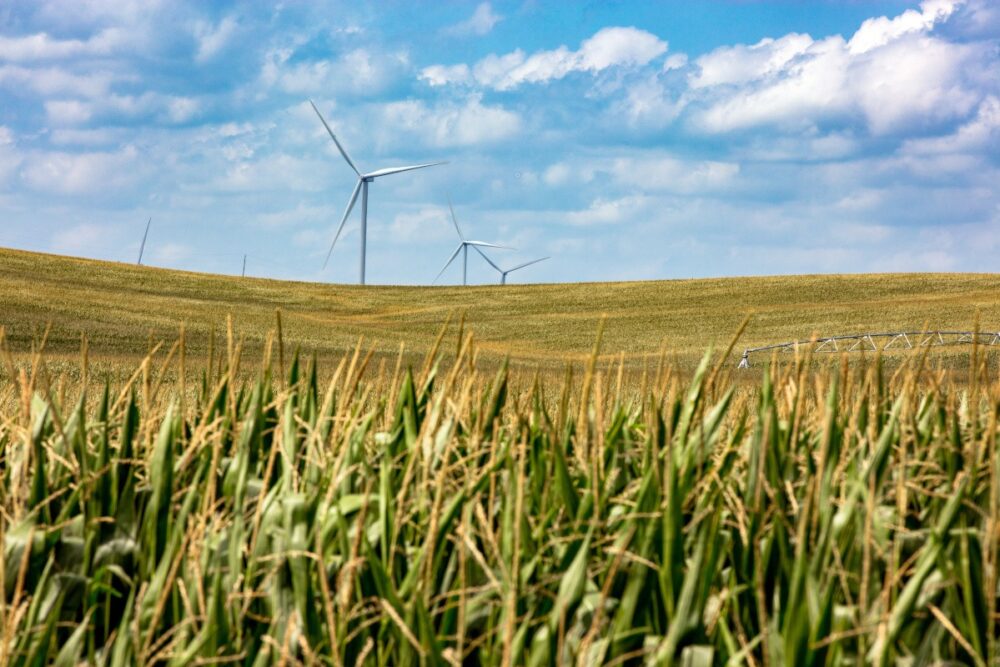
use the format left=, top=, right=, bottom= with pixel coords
left=3, top=247, right=1000, bottom=371
left=1, top=332, right=997, bottom=665
left=2, top=248, right=1000, bottom=664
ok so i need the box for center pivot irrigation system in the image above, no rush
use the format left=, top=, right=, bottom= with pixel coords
left=737, top=330, right=1000, bottom=367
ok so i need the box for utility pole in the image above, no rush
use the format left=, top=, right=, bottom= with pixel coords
left=242, top=254, right=247, bottom=277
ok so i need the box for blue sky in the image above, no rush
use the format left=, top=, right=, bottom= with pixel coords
left=0, top=0, right=998, bottom=285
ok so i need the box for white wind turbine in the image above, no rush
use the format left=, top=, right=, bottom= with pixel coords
left=310, top=100, right=446, bottom=285
left=474, top=247, right=549, bottom=285
left=434, top=197, right=508, bottom=285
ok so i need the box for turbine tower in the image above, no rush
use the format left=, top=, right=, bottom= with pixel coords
left=474, top=247, right=549, bottom=285
left=310, top=100, right=446, bottom=285
left=434, top=197, right=507, bottom=285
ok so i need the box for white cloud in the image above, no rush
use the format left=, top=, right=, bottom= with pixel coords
left=48, top=127, right=123, bottom=146
left=33, top=0, right=165, bottom=32
left=261, top=47, right=409, bottom=96
left=543, top=163, right=572, bottom=186
left=43, top=93, right=202, bottom=126
left=848, top=0, right=961, bottom=54
left=166, top=96, right=200, bottom=123
left=691, top=5, right=990, bottom=137
left=0, top=65, right=119, bottom=98
left=852, top=35, right=980, bottom=134
left=420, top=26, right=668, bottom=90
left=662, top=53, right=688, bottom=72
left=444, top=3, right=503, bottom=37
left=617, top=75, right=686, bottom=128
left=420, top=63, right=471, bottom=87
left=194, top=15, right=238, bottom=63
left=212, top=153, right=329, bottom=193
left=564, top=195, right=652, bottom=226
left=388, top=206, right=452, bottom=243
left=901, top=95, right=1000, bottom=154
left=611, top=155, right=740, bottom=193
left=690, top=33, right=813, bottom=89
left=44, top=100, right=95, bottom=125
left=0, top=28, right=128, bottom=61
left=21, top=146, right=142, bottom=195
left=378, top=95, right=521, bottom=147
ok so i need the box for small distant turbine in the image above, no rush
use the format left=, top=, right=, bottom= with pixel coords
left=137, top=217, right=151, bottom=265
left=474, top=247, right=549, bottom=285
left=310, top=100, right=446, bottom=285
left=434, top=198, right=508, bottom=285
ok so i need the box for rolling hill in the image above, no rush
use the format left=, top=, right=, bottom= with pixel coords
left=2, top=246, right=1000, bottom=369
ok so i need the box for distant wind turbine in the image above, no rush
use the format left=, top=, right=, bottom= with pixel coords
left=474, top=247, right=549, bottom=285
left=310, top=100, right=446, bottom=285
left=434, top=197, right=508, bottom=285
left=137, top=218, right=151, bottom=265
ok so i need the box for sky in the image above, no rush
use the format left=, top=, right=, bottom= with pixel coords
left=0, top=0, right=998, bottom=285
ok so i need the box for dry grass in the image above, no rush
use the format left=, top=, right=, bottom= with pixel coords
left=4, top=247, right=1000, bottom=372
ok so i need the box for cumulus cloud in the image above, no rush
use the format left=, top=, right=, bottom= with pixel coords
left=847, top=0, right=961, bottom=54
left=690, top=33, right=812, bottom=89
left=611, top=156, right=740, bottom=193
left=194, top=15, right=238, bottom=63
left=539, top=154, right=739, bottom=195
left=444, top=3, right=503, bottom=37
left=261, top=47, right=409, bottom=96
left=0, top=28, right=128, bottom=61
left=43, top=92, right=201, bottom=126
left=0, top=65, right=120, bottom=98
left=901, top=95, right=1000, bottom=154
left=388, top=206, right=453, bottom=242
left=378, top=95, right=521, bottom=147
left=564, top=195, right=652, bottom=226
left=21, top=145, right=143, bottom=195
left=689, top=2, right=993, bottom=136
left=420, top=26, right=668, bottom=90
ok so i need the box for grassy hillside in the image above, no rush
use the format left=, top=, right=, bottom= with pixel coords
left=2, top=246, right=1000, bottom=367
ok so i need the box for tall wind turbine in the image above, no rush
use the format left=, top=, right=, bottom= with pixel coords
left=434, top=198, right=507, bottom=285
left=310, top=100, right=446, bottom=285
left=474, top=247, right=549, bottom=285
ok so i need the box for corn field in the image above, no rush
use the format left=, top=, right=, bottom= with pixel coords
left=1, top=323, right=998, bottom=666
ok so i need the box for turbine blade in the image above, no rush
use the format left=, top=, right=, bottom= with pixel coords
left=309, top=99, right=361, bottom=177
left=447, top=194, right=464, bottom=240
left=472, top=244, right=502, bottom=273
left=433, top=244, right=464, bottom=283
left=508, top=256, right=550, bottom=273
left=365, top=162, right=447, bottom=178
left=466, top=240, right=512, bottom=250
left=323, top=179, right=362, bottom=269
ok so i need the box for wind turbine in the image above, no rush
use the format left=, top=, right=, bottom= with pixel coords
left=434, top=198, right=508, bottom=285
left=474, top=247, right=549, bottom=285
left=136, top=217, right=151, bottom=265
left=310, top=99, right=446, bottom=285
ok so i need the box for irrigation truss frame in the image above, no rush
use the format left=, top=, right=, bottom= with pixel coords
left=737, top=331, right=1000, bottom=368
